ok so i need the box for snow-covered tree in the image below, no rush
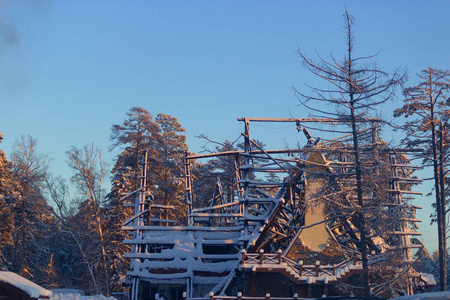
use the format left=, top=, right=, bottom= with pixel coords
left=110, top=107, right=160, bottom=194
left=107, top=108, right=188, bottom=291
left=149, top=113, right=187, bottom=222
left=8, top=135, right=54, bottom=282
left=0, top=132, right=16, bottom=270
left=106, top=107, right=160, bottom=292
left=394, top=68, right=450, bottom=291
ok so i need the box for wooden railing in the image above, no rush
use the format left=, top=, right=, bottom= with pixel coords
left=183, top=291, right=308, bottom=300
left=241, top=249, right=359, bottom=278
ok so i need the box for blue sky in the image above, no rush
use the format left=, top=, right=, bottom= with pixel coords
left=1, top=0, right=449, bottom=253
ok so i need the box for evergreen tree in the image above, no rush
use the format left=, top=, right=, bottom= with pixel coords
left=107, top=108, right=188, bottom=291
left=394, top=68, right=450, bottom=291
left=106, top=107, right=159, bottom=292
left=110, top=107, right=160, bottom=193
left=150, top=113, right=187, bottom=222
left=0, top=132, right=16, bottom=270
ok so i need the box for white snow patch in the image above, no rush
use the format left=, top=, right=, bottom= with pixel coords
left=51, top=293, right=116, bottom=300
left=393, top=291, right=450, bottom=300
left=421, top=272, right=437, bottom=286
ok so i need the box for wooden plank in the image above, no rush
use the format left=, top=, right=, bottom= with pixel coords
left=237, top=117, right=381, bottom=123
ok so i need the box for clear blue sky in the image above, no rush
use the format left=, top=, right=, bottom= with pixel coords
left=1, top=0, right=449, bottom=253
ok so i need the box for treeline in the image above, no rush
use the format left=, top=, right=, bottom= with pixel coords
left=0, top=107, right=247, bottom=295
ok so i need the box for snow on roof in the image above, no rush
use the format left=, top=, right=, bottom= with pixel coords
left=0, top=271, right=52, bottom=298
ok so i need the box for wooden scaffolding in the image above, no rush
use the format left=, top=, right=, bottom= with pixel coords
left=121, top=117, right=429, bottom=299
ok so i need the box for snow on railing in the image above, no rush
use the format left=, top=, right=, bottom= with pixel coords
left=184, top=291, right=309, bottom=300
left=240, top=249, right=360, bottom=279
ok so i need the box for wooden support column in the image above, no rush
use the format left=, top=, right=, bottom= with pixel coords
left=315, top=261, right=320, bottom=277
left=184, top=150, right=193, bottom=226
left=252, top=268, right=256, bottom=297
left=237, top=292, right=242, bottom=300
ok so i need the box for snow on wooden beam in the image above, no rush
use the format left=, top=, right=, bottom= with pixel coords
left=190, top=213, right=243, bottom=218
left=387, top=189, right=422, bottom=195
left=192, top=202, right=239, bottom=213
left=186, top=149, right=304, bottom=160
left=388, top=231, right=422, bottom=235
left=121, top=225, right=243, bottom=232
left=237, top=117, right=381, bottom=123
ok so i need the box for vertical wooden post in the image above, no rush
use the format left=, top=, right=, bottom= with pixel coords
left=184, top=151, right=193, bottom=226
left=266, top=293, right=270, bottom=300
left=209, top=292, right=214, bottom=300
left=333, top=264, right=336, bottom=276
left=293, top=293, right=298, bottom=300
left=242, top=118, right=250, bottom=236
left=183, top=292, right=187, bottom=300
left=299, top=260, right=303, bottom=276
left=323, top=284, right=328, bottom=297
left=315, top=261, right=320, bottom=277
left=237, top=292, right=242, bottom=300
left=252, top=269, right=256, bottom=297
left=277, top=249, right=282, bottom=264
left=259, top=249, right=264, bottom=265
left=241, top=249, right=246, bottom=264
left=353, top=253, right=357, bottom=264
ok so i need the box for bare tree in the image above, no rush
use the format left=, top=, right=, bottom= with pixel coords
left=10, top=135, right=50, bottom=277
left=66, top=144, right=110, bottom=295
left=294, top=11, right=405, bottom=296
left=45, top=175, right=99, bottom=292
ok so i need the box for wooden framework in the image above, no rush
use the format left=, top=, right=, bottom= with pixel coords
left=122, top=117, right=429, bottom=299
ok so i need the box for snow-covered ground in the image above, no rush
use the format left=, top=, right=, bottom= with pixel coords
left=392, top=291, right=450, bottom=299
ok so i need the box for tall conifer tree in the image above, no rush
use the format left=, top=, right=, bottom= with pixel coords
left=394, top=68, right=450, bottom=291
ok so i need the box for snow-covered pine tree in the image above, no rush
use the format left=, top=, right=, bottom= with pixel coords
left=394, top=68, right=450, bottom=291
left=106, top=107, right=160, bottom=292
left=0, top=132, right=16, bottom=270
left=106, top=108, right=188, bottom=292
left=149, top=113, right=187, bottom=223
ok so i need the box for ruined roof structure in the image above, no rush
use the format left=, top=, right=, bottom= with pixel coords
left=121, top=117, right=435, bottom=300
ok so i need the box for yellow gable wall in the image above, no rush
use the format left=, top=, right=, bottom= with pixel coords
left=298, top=151, right=329, bottom=251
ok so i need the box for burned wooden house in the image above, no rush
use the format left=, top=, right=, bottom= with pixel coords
left=122, top=117, right=434, bottom=300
